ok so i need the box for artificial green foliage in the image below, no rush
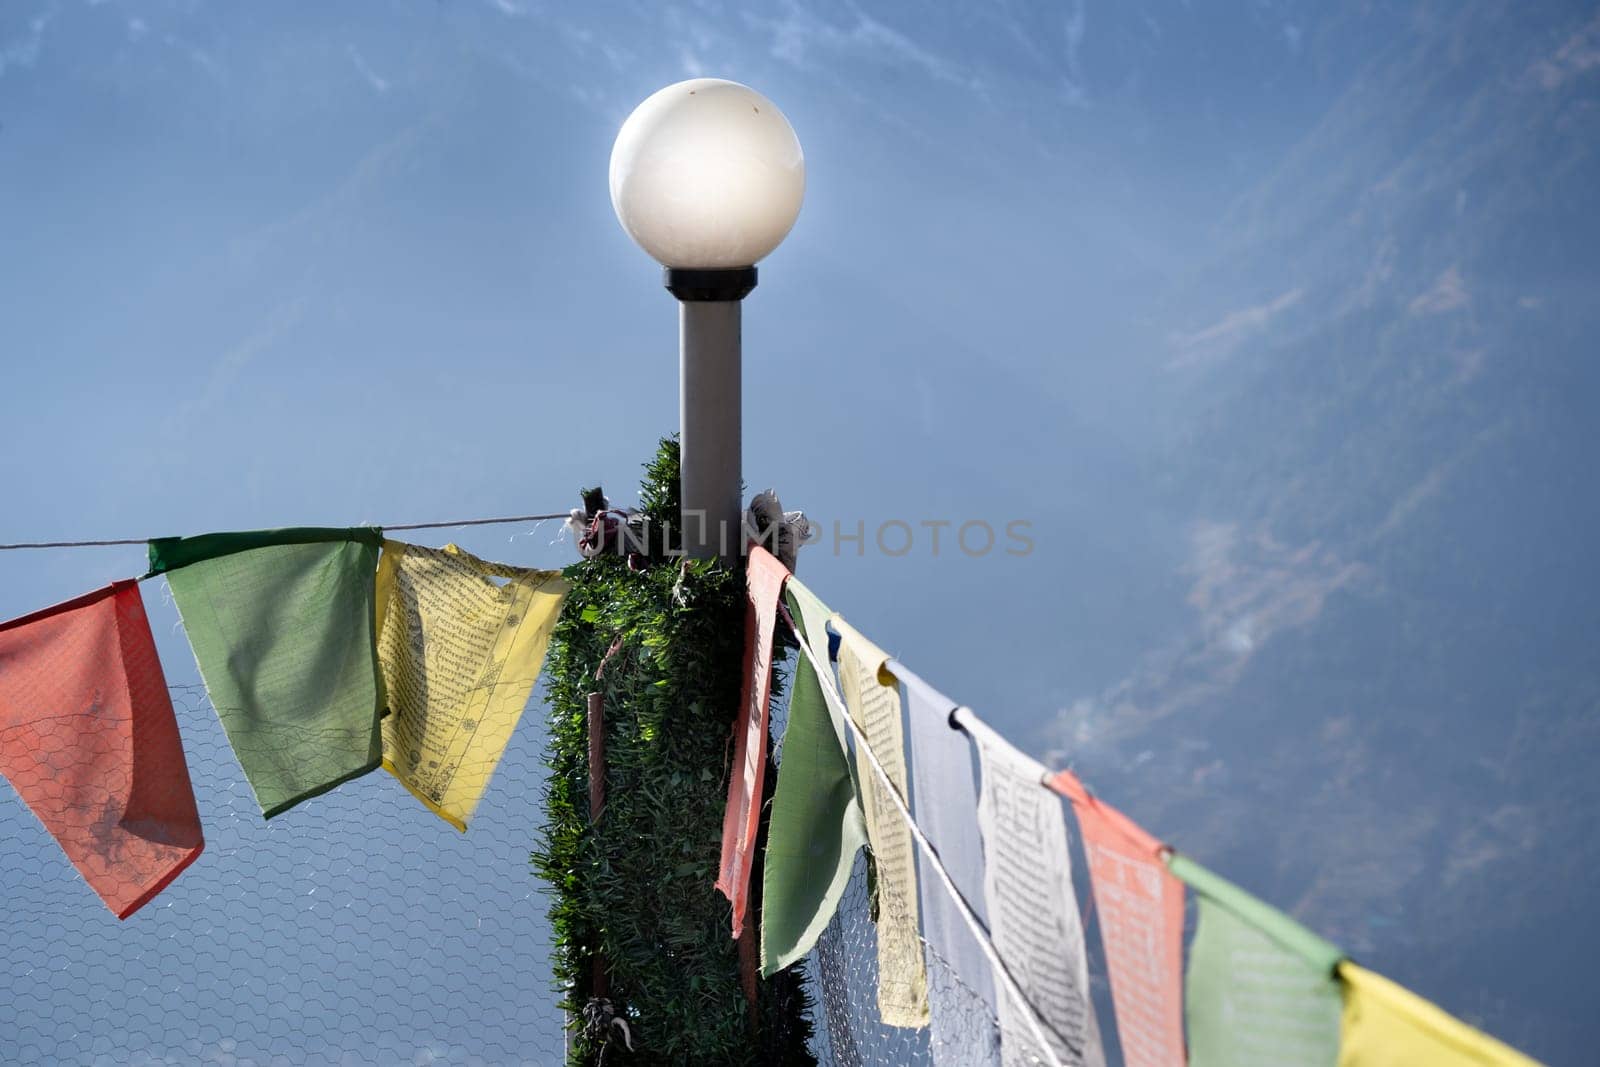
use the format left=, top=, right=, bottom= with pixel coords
left=533, top=439, right=816, bottom=1065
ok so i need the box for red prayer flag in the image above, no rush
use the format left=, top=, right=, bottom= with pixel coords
left=0, top=581, right=204, bottom=919
left=715, top=546, right=790, bottom=938
left=1051, top=770, right=1187, bottom=1067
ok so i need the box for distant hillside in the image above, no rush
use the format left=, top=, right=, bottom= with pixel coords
left=1050, top=4, right=1600, bottom=1061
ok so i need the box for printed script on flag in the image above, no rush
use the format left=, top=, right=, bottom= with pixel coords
left=835, top=616, right=929, bottom=1029
left=375, top=541, right=568, bottom=831
left=973, top=723, right=1103, bottom=1067
left=1051, top=771, right=1185, bottom=1067
left=1169, top=853, right=1342, bottom=1067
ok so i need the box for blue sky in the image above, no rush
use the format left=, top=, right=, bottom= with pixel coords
left=3, top=2, right=1598, bottom=1063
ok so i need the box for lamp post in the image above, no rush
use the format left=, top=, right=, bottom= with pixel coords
left=610, top=79, right=805, bottom=559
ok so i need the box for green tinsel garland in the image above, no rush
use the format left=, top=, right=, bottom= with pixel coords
left=533, top=439, right=816, bottom=1065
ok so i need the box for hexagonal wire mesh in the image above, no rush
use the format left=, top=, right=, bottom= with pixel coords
left=1, top=577, right=568, bottom=1067
left=775, top=631, right=1121, bottom=1067
left=798, top=852, right=1123, bottom=1067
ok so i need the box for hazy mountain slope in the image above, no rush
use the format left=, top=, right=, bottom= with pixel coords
left=1052, top=5, right=1600, bottom=1061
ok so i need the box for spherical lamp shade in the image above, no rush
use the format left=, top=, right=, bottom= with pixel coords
left=610, top=79, right=805, bottom=269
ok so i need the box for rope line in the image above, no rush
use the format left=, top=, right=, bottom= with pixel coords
left=0, top=537, right=149, bottom=550
left=0, top=512, right=572, bottom=552
left=783, top=606, right=1067, bottom=1067
left=383, top=512, right=570, bottom=533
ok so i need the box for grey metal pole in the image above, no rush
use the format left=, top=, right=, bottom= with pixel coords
left=666, top=267, right=757, bottom=560
left=680, top=301, right=742, bottom=559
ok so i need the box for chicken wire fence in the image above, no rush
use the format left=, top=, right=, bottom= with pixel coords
left=802, top=855, right=961, bottom=1066
left=774, top=644, right=1124, bottom=1067
left=1, top=664, right=568, bottom=1067
left=2, top=585, right=1115, bottom=1067
left=799, top=856, right=1130, bottom=1067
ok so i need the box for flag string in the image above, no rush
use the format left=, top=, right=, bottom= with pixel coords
left=0, top=512, right=573, bottom=552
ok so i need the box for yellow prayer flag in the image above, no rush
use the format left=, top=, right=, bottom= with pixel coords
left=832, top=615, right=929, bottom=1030
left=1338, top=962, right=1542, bottom=1066
left=375, top=541, right=568, bottom=831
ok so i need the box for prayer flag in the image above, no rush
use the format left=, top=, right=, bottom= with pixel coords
left=715, top=545, right=789, bottom=938
left=835, top=617, right=929, bottom=1029
left=1050, top=771, right=1185, bottom=1067
left=1337, top=961, right=1542, bottom=1066
left=1168, top=853, right=1342, bottom=1067
left=899, top=660, right=999, bottom=1066
left=970, top=715, right=1104, bottom=1067
left=0, top=581, right=203, bottom=918
left=149, top=527, right=384, bottom=818
left=374, top=541, right=567, bottom=831
left=760, top=577, right=868, bottom=975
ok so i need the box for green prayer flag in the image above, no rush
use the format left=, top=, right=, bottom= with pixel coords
left=150, top=528, right=384, bottom=818
left=1167, top=853, right=1343, bottom=1067
left=760, top=577, right=869, bottom=976
left=146, top=527, right=382, bottom=574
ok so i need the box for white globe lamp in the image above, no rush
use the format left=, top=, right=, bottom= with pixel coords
left=609, top=80, right=805, bottom=559
left=610, top=78, right=805, bottom=270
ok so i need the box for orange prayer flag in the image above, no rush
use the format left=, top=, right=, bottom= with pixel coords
left=715, top=546, right=790, bottom=938
left=0, top=581, right=204, bottom=918
left=1051, top=770, right=1187, bottom=1067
